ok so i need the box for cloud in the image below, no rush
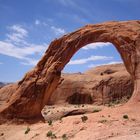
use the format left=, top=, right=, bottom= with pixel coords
left=51, top=26, right=66, bottom=35
left=0, top=25, right=48, bottom=65
left=35, top=18, right=53, bottom=26
left=20, top=58, right=39, bottom=66
left=82, top=42, right=111, bottom=50
left=35, top=19, right=41, bottom=25
left=57, top=0, right=76, bottom=6
left=0, top=62, right=3, bottom=64
left=9, top=25, right=28, bottom=35
left=88, top=61, right=123, bottom=68
left=0, top=41, right=47, bottom=59
left=0, top=41, right=48, bottom=65
left=6, top=25, right=28, bottom=43
left=34, top=19, right=65, bottom=35
left=68, top=55, right=113, bottom=65
left=107, top=61, right=123, bottom=64
left=35, top=19, right=49, bottom=26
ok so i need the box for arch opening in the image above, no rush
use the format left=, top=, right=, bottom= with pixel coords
left=49, top=42, right=134, bottom=105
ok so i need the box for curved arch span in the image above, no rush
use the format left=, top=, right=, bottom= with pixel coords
left=0, top=20, right=140, bottom=119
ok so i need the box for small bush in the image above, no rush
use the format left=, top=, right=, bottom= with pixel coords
left=123, top=115, right=129, bottom=119
left=51, top=134, right=57, bottom=139
left=93, top=108, right=101, bottom=113
left=59, top=117, right=63, bottom=123
left=43, top=112, right=47, bottom=115
left=81, top=115, right=88, bottom=123
left=77, top=104, right=80, bottom=108
left=108, top=103, right=113, bottom=107
left=62, top=134, right=68, bottom=140
left=0, top=133, right=4, bottom=136
left=74, top=106, right=77, bottom=108
left=98, top=119, right=107, bottom=123
left=48, top=120, right=52, bottom=125
left=82, top=104, right=84, bottom=107
left=47, top=131, right=52, bottom=137
left=25, top=127, right=30, bottom=134
left=46, top=131, right=56, bottom=139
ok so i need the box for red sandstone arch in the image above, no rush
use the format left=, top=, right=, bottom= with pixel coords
left=0, top=20, right=140, bottom=119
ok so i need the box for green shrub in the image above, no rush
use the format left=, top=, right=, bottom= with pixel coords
left=98, top=119, right=107, bottom=123
left=62, top=134, right=68, bottom=140
left=123, top=115, right=129, bottom=119
left=51, top=134, right=57, bottom=139
left=81, top=115, right=88, bottom=123
left=48, top=120, right=52, bottom=125
left=93, top=108, right=101, bottom=113
left=0, top=133, right=4, bottom=136
left=24, top=127, right=30, bottom=134
left=59, top=117, right=63, bottom=123
left=46, top=131, right=56, bottom=139
left=47, top=131, right=52, bottom=137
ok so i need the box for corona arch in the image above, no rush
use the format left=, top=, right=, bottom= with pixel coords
left=0, top=20, right=140, bottom=119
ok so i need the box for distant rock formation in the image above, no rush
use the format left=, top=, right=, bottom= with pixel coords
left=0, top=20, right=140, bottom=119
left=0, top=82, right=5, bottom=89
left=0, top=82, right=10, bottom=89
left=49, top=64, right=133, bottom=105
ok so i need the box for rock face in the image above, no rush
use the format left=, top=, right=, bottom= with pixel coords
left=49, top=64, right=133, bottom=105
left=0, top=20, right=140, bottom=119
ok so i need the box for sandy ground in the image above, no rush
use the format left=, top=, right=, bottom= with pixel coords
left=0, top=104, right=140, bottom=140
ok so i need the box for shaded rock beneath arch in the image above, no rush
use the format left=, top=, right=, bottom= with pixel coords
left=66, top=92, right=93, bottom=104
left=49, top=64, right=134, bottom=105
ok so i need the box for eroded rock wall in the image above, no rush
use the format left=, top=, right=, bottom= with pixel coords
left=49, top=64, right=134, bottom=105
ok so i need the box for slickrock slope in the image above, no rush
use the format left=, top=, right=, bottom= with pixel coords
left=49, top=64, right=133, bottom=105
left=1, top=105, right=140, bottom=140
left=0, top=20, right=140, bottom=119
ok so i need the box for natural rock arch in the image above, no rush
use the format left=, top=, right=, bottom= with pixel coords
left=0, top=20, right=140, bottom=119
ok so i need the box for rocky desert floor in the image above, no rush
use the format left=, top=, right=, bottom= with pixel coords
left=0, top=103, right=140, bottom=140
